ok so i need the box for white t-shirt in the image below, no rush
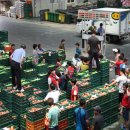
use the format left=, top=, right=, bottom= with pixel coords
left=11, top=48, right=26, bottom=63
left=44, top=90, right=60, bottom=103
left=115, top=75, right=127, bottom=93
left=72, top=57, right=81, bottom=66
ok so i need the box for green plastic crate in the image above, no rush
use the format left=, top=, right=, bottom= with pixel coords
left=26, top=105, right=45, bottom=122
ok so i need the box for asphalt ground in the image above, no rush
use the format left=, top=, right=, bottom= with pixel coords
left=0, top=16, right=130, bottom=64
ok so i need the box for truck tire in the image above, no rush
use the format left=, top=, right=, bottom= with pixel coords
left=112, top=36, right=119, bottom=43
left=106, top=36, right=112, bottom=43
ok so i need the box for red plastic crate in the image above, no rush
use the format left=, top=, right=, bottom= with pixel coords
left=26, top=118, right=45, bottom=130
left=58, top=118, right=68, bottom=130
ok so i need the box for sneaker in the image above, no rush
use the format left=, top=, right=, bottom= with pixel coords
left=12, top=86, right=17, bottom=90
left=20, top=88, right=24, bottom=93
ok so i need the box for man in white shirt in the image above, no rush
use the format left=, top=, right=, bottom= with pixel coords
left=10, top=45, right=26, bottom=92
left=44, top=84, right=60, bottom=103
left=108, top=69, right=127, bottom=104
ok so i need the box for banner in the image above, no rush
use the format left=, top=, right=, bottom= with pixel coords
left=78, top=10, right=110, bottom=21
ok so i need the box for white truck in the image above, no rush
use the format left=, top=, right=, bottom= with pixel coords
left=76, top=8, right=130, bottom=43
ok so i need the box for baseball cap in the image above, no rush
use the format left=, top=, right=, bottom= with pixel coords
left=93, top=106, right=101, bottom=112
left=112, top=48, right=118, bottom=52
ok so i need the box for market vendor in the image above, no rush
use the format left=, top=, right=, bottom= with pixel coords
left=79, top=57, right=90, bottom=72
left=37, top=44, right=46, bottom=63
left=32, top=44, right=39, bottom=65
left=48, top=69, right=60, bottom=90
left=97, top=23, right=105, bottom=36
left=44, top=84, right=60, bottom=103
left=88, top=21, right=97, bottom=34
left=10, top=44, right=26, bottom=92
left=126, top=68, right=130, bottom=79
left=37, top=44, right=46, bottom=54
left=120, top=83, right=130, bottom=130
left=65, top=61, right=75, bottom=79
left=107, top=69, right=127, bottom=106
left=9, top=44, right=15, bottom=57
left=88, top=32, right=100, bottom=72
left=70, top=77, right=79, bottom=102
left=91, top=106, right=104, bottom=130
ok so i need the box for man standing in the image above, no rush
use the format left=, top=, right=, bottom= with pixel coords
left=44, top=84, right=60, bottom=103
left=75, top=43, right=81, bottom=56
left=74, top=98, right=90, bottom=130
left=58, top=39, right=65, bottom=50
left=88, top=22, right=97, bottom=34
left=46, top=98, right=60, bottom=130
left=9, top=44, right=15, bottom=57
left=97, top=23, right=105, bottom=36
left=88, top=32, right=100, bottom=72
left=91, top=106, right=104, bottom=130
left=10, top=45, right=26, bottom=92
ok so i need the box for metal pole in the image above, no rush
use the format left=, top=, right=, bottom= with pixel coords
left=82, top=18, right=84, bottom=48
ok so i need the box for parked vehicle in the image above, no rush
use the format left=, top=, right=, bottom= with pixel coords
left=76, top=8, right=130, bottom=43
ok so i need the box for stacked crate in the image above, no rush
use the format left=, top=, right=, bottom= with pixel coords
left=36, top=63, right=48, bottom=89
left=15, top=1, right=25, bottom=19
left=46, top=51, right=58, bottom=64
left=0, top=31, right=8, bottom=45
left=58, top=100, right=69, bottom=130
left=1, top=124, right=19, bottom=130
left=23, top=57, right=33, bottom=70
left=58, top=99, right=78, bottom=129
left=90, top=71, right=101, bottom=87
left=28, top=95, right=44, bottom=106
left=57, top=49, right=66, bottom=60
left=0, top=108, right=13, bottom=128
left=12, top=113, right=19, bottom=126
left=0, top=54, right=10, bottom=66
left=35, top=63, right=48, bottom=74
left=33, top=88, right=48, bottom=98
left=23, top=85, right=33, bottom=94
left=0, top=69, right=11, bottom=84
left=0, top=87, right=17, bottom=110
left=30, top=77, right=44, bottom=88
left=20, top=114, right=26, bottom=130
left=26, top=105, right=45, bottom=130
left=100, top=60, right=110, bottom=85
left=77, top=77, right=91, bottom=93
left=12, top=92, right=30, bottom=115
left=24, top=3, right=33, bottom=19
left=80, top=85, right=118, bottom=127
left=59, top=91, right=67, bottom=101
left=22, top=68, right=36, bottom=79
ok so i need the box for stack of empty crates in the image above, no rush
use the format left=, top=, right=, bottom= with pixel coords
left=15, top=1, right=25, bottom=19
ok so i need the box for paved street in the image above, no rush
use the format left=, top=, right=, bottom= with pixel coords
left=0, top=16, right=130, bottom=63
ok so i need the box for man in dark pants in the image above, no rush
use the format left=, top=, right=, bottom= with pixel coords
left=10, top=45, right=26, bottom=92
left=88, top=33, right=100, bottom=72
